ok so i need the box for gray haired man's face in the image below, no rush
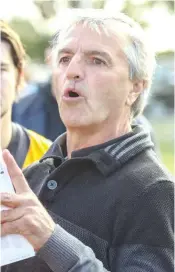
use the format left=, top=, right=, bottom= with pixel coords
left=52, top=24, right=141, bottom=131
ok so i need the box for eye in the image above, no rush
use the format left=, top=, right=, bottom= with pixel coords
left=0, top=66, right=7, bottom=72
left=59, top=56, right=71, bottom=64
left=92, top=58, right=106, bottom=66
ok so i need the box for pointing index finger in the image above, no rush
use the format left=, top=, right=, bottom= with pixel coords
left=2, top=149, right=30, bottom=194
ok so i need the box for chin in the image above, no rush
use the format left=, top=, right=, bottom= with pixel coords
left=61, top=109, right=89, bottom=127
left=64, top=119, right=85, bottom=128
left=62, top=115, right=92, bottom=129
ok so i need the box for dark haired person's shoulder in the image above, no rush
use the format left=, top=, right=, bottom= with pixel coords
left=13, top=84, right=39, bottom=114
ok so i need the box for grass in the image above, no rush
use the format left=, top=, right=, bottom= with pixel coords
left=151, top=119, right=174, bottom=174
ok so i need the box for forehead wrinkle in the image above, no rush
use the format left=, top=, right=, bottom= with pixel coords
left=54, top=25, right=127, bottom=65
left=56, top=36, right=81, bottom=57
left=57, top=46, right=114, bottom=67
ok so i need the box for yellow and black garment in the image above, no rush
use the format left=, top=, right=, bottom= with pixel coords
left=8, top=123, right=52, bottom=169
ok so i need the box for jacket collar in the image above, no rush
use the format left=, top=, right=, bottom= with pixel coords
left=41, top=125, right=154, bottom=176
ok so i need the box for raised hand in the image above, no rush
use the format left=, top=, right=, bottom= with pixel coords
left=0, top=149, right=55, bottom=251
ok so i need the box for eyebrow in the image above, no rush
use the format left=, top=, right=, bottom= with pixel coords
left=57, top=48, right=113, bottom=64
left=0, top=62, right=10, bottom=68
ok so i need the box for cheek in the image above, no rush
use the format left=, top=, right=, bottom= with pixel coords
left=88, top=73, right=116, bottom=102
left=1, top=73, right=16, bottom=101
left=89, top=71, right=130, bottom=109
left=52, top=69, right=65, bottom=97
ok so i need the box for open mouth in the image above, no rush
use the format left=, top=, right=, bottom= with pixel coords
left=68, top=90, right=79, bottom=98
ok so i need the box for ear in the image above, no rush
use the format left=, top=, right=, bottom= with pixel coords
left=45, top=47, right=52, bottom=66
left=16, top=68, right=25, bottom=94
left=126, top=80, right=147, bottom=107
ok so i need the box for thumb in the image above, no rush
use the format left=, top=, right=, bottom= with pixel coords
left=2, top=149, right=30, bottom=194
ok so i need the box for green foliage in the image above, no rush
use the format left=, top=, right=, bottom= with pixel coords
left=93, top=0, right=105, bottom=9
left=34, top=0, right=56, bottom=19
left=68, top=0, right=81, bottom=8
left=8, top=1, right=174, bottom=63
left=146, top=0, right=174, bottom=14
left=121, top=0, right=148, bottom=28
left=152, top=120, right=174, bottom=174
left=121, top=0, right=174, bottom=28
left=9, top=18, right=51, bottom=63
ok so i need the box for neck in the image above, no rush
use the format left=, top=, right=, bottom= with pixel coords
left=0, top=112, right=12, bottom=150
left=66, top=117, right=132, bottom=158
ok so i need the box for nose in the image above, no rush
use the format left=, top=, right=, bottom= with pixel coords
left=65, top=55, right=84, bottom=81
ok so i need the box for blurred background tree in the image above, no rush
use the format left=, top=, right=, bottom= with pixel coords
left=9, top=18, right=51, bottom=62
left=34, top=0, right=57, bottom=19
left=8, top=0, right=174, bottom=62
left=122, top=0, right=174, bottom=27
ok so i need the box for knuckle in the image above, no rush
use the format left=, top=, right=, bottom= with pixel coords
left=20, top=196, right=29, bottom=206
left=25, top=206, right=35, bottom=214
left=2, top=209, right=10, bottom=219
left=1, top=192, right=13, bottom=201
left=23, top=213, right=38, bottom=229
left=23, top=214, right=31, bottom=225
left=2, top=221, right=19, bottom=234
left=30, top=197, right=37, bottom=206
left=24, top=193, right=37, bottom=205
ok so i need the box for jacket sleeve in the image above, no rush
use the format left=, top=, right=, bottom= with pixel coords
left=37, top=224, right=109, bottom=272
left=109, top=180, right=174, bottom=272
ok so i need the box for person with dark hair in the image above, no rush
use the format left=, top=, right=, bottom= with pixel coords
left=1, top=11, right=173, bottom=272
left=12, top=43, right=66, bottom=141
left=0, top=20, right=52, bottom=168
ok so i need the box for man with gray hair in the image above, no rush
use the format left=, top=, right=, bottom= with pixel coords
left=1, top=10, right=173, bottom=272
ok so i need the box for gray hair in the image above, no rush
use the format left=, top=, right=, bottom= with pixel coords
left=50, top=10, right=156, bottom=118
